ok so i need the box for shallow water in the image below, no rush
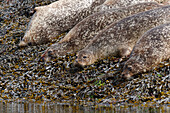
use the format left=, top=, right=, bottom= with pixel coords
left=0, top=102, right=170, bottom=113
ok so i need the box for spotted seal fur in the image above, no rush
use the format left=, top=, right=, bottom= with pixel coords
left=95, top=0, right=170, bottom=12
left=76, top=5, right=170, bottom=66
left=122, top=23, right=170, bottom=79
left=18, top=0, right=106, bottom=46
left=42, top=2, right=161, bottom=61
left=94, top=0, right=157, bottom=12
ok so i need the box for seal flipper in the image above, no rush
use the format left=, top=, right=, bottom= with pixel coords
left=34, top=6, right=47, bottom=11
left=118, top=46, right=132, bottom=58
left=34, top=7, right=41, bottom=11
left=18, top=41, right=27, bottom=47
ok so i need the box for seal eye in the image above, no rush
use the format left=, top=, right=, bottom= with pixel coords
left=83, top=56, right=87, bottom=59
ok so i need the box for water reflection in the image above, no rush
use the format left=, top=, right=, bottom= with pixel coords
left=0, top=102, right=169, bottom=113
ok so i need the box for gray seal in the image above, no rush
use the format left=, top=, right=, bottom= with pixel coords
left=42, top=2, right=161, bottom=61
left=76, top=5, right=170, bottom=66
left=18, top=0, right=106, bottom=46
left=122, top=23, right=170, bottom=79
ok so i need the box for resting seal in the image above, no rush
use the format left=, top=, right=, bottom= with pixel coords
left=94, top=0, right=158, bottom=12
left=122, top=23, right=170, bottom=79
left=42, top=2, right=161, bottom=61
left=18, top=0, right=106, bottom=46
left=76, top=5, right=170, bottom=66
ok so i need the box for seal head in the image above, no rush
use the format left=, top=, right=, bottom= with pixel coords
left=41, top=42, right=74, bottom=61
left=75, top=50, right=95, bottom=66
left=122, top=23, right=170, bottom=79
left=121, top=60, right=140, bottom=80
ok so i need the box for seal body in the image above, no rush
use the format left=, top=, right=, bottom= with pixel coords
left=76, top=5, right=170, bottom=66
left=122, top=23, right=170, bottom=79
left=19, top=0, right=106, bottom=46
left=94, top=0, right=157, bottom=12
left=95, top=0, right=170, bottom=12
left=42, top=2, right=161, bottom=61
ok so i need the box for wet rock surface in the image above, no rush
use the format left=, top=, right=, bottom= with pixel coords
left=0, top=0, right=169, bottom=106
